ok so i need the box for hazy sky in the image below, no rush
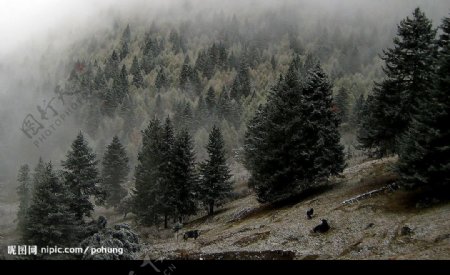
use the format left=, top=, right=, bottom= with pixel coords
left=0, top=0, right=160, bottom=56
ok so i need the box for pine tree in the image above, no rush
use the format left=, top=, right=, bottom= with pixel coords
left=334, top=87, right=349, bottom=123
left=24, top=162, right=78, bottom=248
left=120, top=40, right=129, bottom=61
left=101, top=136, right=130, bottom=208
left=105, top=50, right=119, bottom=80
left=205, top=86, right=216, bottom=114
left=397, top=14, right=450, bottom=195
left=155, top=67, right=168, bottom=91
left=117, top=65, right=129, bottom=102
left=230, top=59, right=251, bottom=100
left=351, top=94, right=365, bottom=127
left=130, top=56, right=144, bottom=88
left=358, top=8, right=437, bottom=155
left=199, top=125, right=233, bottom=215
left=62, top=132, right=104, bottom=220
left=159, top=117, right=176, bottom=228
left=195, top=95, right=208, bottom=125
left=16, top=164, right=32, bottom=233
left=180, top=55, right=193, bottom=89
left=217, top=88, right=232, bottom=121
left=154, top=93, right=163, bottom=118
left=119, top=25, right=131, bottom=60
left=171, top=129, right=198, bottom=221
left=244, top=56, right=344, bottom=203
left=133, top=118, right=163, bottom=225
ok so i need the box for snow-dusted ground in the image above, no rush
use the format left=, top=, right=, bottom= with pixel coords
left=1, top=157, right=449, bottom=260
left=140, top=157, right=450, bottom=260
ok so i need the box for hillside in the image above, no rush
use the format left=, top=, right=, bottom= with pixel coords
left=137, top=157, right=450, bottom=260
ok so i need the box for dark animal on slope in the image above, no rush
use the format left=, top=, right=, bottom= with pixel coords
left=313, top=219, right=330, bottom=233
left=183, top=230, right=199, bottom=241
left=306, top=208, right=314, bottom=219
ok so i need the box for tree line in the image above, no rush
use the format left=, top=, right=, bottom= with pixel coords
left=16, top=122, right=233, bottom=248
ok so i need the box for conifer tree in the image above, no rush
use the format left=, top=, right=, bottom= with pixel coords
left=358, top=8, right=437, bottom=155
left=397, top=14, right=450, bottom=194
left=62, top=132, right=104, bottom=220
left=244, top=56, right=344, bottom=203
left=205, top=86, right=216, bottom=114
left=351, top=94, right=365, bottom=127
left=180, top=55, right=193, bottom=89
left=199, top=126, right=233, bottom=215
left=159, top=117, right=176, bottom=228
left=130, top=56, right=144, bottom=88
left=171, top=129, right=198, bottom=221
left=155, top=67, right=168, bottom=91
left=217, top=88, right=232, bottom=121
left=24, top=162, right=78, bottom=247
left=334, top=87, right=349, bottom=123
left=105, top=50, right=119, bottom=80
left=133, top=118, right=163, bottom=225
left=230, top=60, right=251, bottom=100
left=16, top=164, right=32, bottom=233
left=101, top=136, right=130, bottom=208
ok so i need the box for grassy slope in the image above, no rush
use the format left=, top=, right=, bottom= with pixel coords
left=139, top=157, right=450, bottom=260
left=1, top=157, right=449, bottom=259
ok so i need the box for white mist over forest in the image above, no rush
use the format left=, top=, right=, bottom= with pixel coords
left=0, top=0, right=448, bottom=198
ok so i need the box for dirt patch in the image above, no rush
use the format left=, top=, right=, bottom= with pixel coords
left=233, top=231, right=270, bottom=247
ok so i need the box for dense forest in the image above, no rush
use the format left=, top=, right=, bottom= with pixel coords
left=0, top=0, right=449, bottom=260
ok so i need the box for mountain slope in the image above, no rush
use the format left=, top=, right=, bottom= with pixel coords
left=139, top=157, right=450, bottom=260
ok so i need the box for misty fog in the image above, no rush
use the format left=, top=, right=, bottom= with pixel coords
left=0, top=0, right=448, bottom=194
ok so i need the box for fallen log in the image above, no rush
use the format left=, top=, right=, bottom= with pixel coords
left=342, top=183, right=398, bottom=205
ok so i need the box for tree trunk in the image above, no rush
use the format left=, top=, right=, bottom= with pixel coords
left=208, top=202, right=214, bottom=216
left=164, top=214, right=168, bottom=229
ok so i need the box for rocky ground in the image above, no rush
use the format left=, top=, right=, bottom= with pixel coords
left=138, top=157, right=450, bottom=260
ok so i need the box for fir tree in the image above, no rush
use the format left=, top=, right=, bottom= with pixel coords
left=130, top=56, right=144, bottom=88
left=351, top=94, right=365, bottom=127
left=180, top=55, right=193, bottom=89
left=62, top=132, right=104, bottom=220
left=358, top=8, right=437, bottom=155
left=101, top=136, right=130, bottom=208
left=199, top=125, right=233, bottom=215
left=24, top=162, right=78, bottom=248
left=116, top=65, right=129, bottom=102
left=171, top=129, right=198, bottom=221
left=230, top=59, right=251, bottom=100
left=133, top=118, right=163, bottom=225
left=244, top=56, right=344, bottom=203
left=195, top=95, right=208, bottom=125
left=334, top=87, right=349, bottom=123
left=397, top=14, right=450, bottom=195
left=217, top=88, right=232, bottom=121
left=159, top=117, right=176, bottom=228
left=16, top=164, right=32, bottom=233
left=155, top=67, right=168, bottom=91
left=205, top=86, right=216, bottom=114
left=105, top=50, right=119, bottom=80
